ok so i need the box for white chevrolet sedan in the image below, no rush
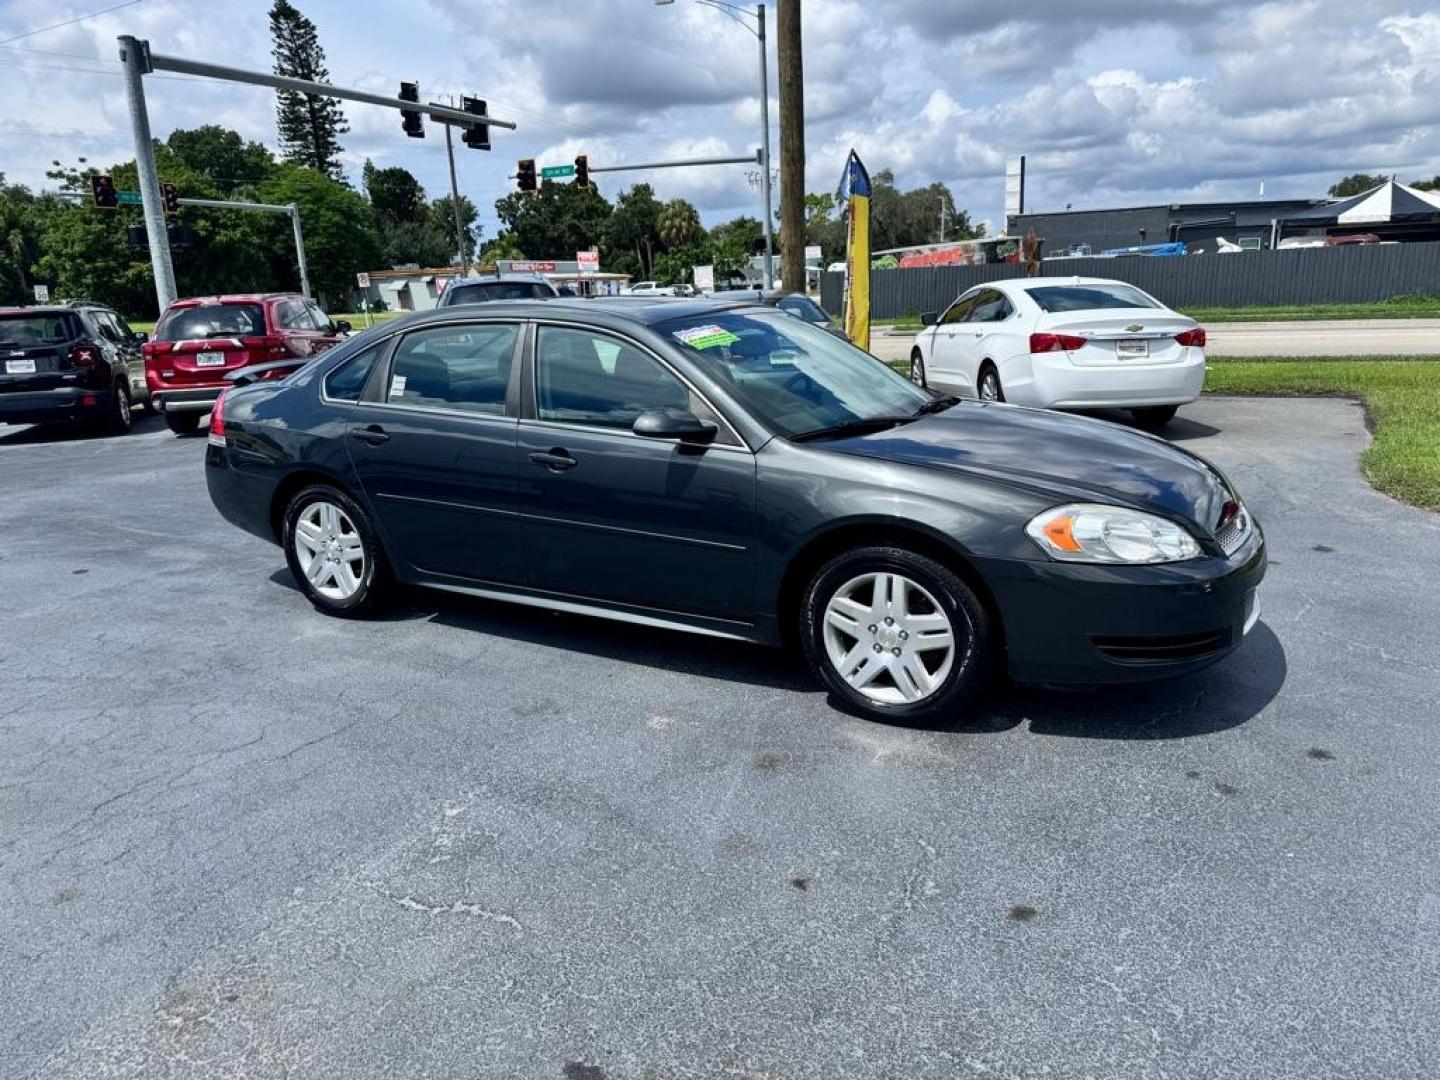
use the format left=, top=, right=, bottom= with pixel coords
left=909, top=277, right=1206, bottom=429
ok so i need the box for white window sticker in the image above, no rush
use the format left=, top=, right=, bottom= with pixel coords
left=389, top=374, right=408, bottom=399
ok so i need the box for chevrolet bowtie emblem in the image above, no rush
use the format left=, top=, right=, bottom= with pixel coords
left=1125, top=323, right=1144, bottom=332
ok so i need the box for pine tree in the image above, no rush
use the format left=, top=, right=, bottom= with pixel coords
left=270, top=1, right=349, bottom=181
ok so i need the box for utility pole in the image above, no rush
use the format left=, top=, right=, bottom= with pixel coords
left=776, top=0, right=805, bottom=293
left=441, top=100, right=469, bottom=274
left=756, top=4, right=774, bottom=288
left=939, top=198, right=947, bottom=244
left=118, top=36, right=177, bottom=309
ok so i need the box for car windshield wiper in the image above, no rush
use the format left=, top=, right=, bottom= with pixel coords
left=913, top=395, right=961, bottom=416
left=788, top=416, right=916, bottom=442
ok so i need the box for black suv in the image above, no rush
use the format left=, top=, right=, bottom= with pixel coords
left=0, top=301, right=148, bottom=434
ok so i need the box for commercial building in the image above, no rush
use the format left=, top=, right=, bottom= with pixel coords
left=1012, top=198, right=1326, bottom=256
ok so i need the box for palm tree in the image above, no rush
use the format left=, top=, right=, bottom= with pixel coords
left=657, top=199, right=702, bottom=249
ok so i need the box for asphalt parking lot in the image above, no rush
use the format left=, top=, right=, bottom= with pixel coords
left=2, top=397, right=1438, bottom=1080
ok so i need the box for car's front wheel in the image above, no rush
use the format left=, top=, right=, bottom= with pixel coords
left=909, top=349, right=926, bottom=387
left=800, top=546, right=994, bottom=723
left=282, top=485, right=389, bottom=617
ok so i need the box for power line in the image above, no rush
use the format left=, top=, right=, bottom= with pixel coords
left=0, top=0, right=147, bottom=47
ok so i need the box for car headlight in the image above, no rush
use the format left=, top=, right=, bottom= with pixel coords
left=1025, top=503, right=1201, bottom=564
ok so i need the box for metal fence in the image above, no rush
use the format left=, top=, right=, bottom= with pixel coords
left=820, top=243, right=1440, bottom=317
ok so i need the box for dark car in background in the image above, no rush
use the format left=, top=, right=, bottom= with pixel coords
left=438, top=274, right=560, bottom=307
left=755, top=290, right=847, bottom=339
left=0, top=301, right=146, bottom=434
left=144, top=292, right=348, bottom=435
left=204, top=298, right=1264, bottom=724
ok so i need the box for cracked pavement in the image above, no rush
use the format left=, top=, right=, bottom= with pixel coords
left=1, top=399, right=1438, bottom=1079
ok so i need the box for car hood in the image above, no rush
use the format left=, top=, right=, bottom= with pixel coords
left=822, top=402, right=1231, bottom=531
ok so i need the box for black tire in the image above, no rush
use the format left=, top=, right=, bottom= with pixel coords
left=281, top=484, right=391, bottom=617
left=105, top=383, right=134, bottom=435
left=164, top=410, right=203, bottom=435
left=1131, top=405, right=1178, bottom=430
left=909, top=349, right=927, bottom=387
left=799, top=545, right=994, bottom=723
left=977, top=364, right=1004, bottom=402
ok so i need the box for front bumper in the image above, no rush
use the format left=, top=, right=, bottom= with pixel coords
left=983, top=524, right=1267, bottom=685
left=153, top=386, right=223, bottom=413
left=0, top=387, right=111, bottom=425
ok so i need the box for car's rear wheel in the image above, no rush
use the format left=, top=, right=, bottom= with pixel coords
left=909, top=349, right=926, bottom=387
left=282, top=485, right=389, bottom=617
left=977, top=364, right=1004, bottom=402
left=105, top=383, right=133, bottom=434
left=1131, top=405, right=1178, bottom=430
left=163, top=410, right=203, bottom=435
left=800, top=546, right=993, bottom=723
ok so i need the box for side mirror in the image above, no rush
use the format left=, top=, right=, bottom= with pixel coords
left=632, top=407, right=717, bottom=444
left=920, top=311, right=938, bottom=326
left=133, top=330, right=149, bottom=344
left=333, top=320, right=352, bottom=334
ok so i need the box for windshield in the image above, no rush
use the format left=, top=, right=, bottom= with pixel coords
left=0, top=313, right=77, bottom=346
left=1026, top=284, right=1159, bottom=312
left=663, top=310, right=929, bottom=439
left=156, top=303, right=266, bottom=341
left=447, top=281, right=553, bottom=303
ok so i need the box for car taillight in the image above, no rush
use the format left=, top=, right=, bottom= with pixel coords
left=70, top=344, right=99, bottom=366
left=1029, top=332, right=1087, bottom=353
left=242, top=335, right=291, bottom=361
left=1175, top=327, right=1206, bottom=347
left=207, top=392, right=227, bottom=448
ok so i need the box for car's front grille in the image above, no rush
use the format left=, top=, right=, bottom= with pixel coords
left=1215, top=501, right=1252, bottom=555
left=1090, top=629, right=1231, bottom=664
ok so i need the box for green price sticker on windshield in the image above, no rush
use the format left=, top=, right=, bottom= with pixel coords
left=673, top=324, right=739, bottom=350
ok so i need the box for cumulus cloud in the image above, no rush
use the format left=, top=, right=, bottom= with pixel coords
left=1, top=0, right=1438, bottom=237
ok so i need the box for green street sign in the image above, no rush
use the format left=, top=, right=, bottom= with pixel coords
left=540, top=165, right=576, bottom=179
left=117, top=190, right=143, bottom=205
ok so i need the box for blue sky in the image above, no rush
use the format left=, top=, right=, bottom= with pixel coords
left=3, top=0, right=1439, bottom=247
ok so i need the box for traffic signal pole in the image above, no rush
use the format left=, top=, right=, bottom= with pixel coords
left=115, top=35, right=513, bottom=314
left=177, top=197, right=311, bottom=298
left=441, top=111, right=469, bottom=275
left=118, top=36, right=177, bottom=310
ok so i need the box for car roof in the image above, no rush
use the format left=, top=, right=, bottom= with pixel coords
left=374, top=296, right=764, bottom=334
left=448, top=273, right=553, bottom=285
left=165, top=293, right=303, bottom=309
left=991, top=276, right=1143, bottom=290
left=1, top=302, right=111, bottom=315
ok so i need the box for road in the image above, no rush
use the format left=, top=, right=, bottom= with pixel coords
left=870, top=317, right=1440, bottom=365
left=2, top=400, right=1439, bottom=1079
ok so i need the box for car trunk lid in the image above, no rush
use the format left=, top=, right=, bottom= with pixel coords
left=1038, top=309, right=1196, bottom=367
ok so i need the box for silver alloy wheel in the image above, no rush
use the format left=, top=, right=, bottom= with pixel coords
left=822, top=571, right=956, bottom=705
left=293, top=500, right=365, bottom=601
left=978, top=370, right=1001, bottom=402
left=910, top=352, right=926, bottom=387
left=116, top=386, right=132, bottom=428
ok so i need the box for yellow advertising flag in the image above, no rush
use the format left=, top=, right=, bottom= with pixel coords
left=838, top=150, right=872, bottom=352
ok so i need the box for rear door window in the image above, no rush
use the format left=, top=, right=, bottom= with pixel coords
left=940, top=293, right=979, bottom=325
left=156, top=304, right=265, bottom=342
left=1026, top=284, right=1160, bottom=312
left=385, top=323, right=519, bottom=416
left=966, top=290, right=1013, bottom=322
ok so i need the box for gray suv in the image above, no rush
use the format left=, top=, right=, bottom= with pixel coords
left=438, top=274, right=559, bottom=307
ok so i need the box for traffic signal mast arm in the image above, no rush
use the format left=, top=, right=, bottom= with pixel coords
left=515, top=150, right=760, bottom=191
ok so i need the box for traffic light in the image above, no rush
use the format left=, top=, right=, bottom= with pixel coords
left=161, top=182, right=179, bottom=216
left=126, top=224, right=148, bottom=251
left=574, top=154, right=590, bottom=188
left=90, top=174, right=118, bottom=209
left=461, top=96, right=490, bottom=151
left=399, top=81, right=424, bottom=138
left=517, top=159, right=536, bottom=193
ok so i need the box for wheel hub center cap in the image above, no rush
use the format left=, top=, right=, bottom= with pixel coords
left=877, top=624, right=902, bottom=649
